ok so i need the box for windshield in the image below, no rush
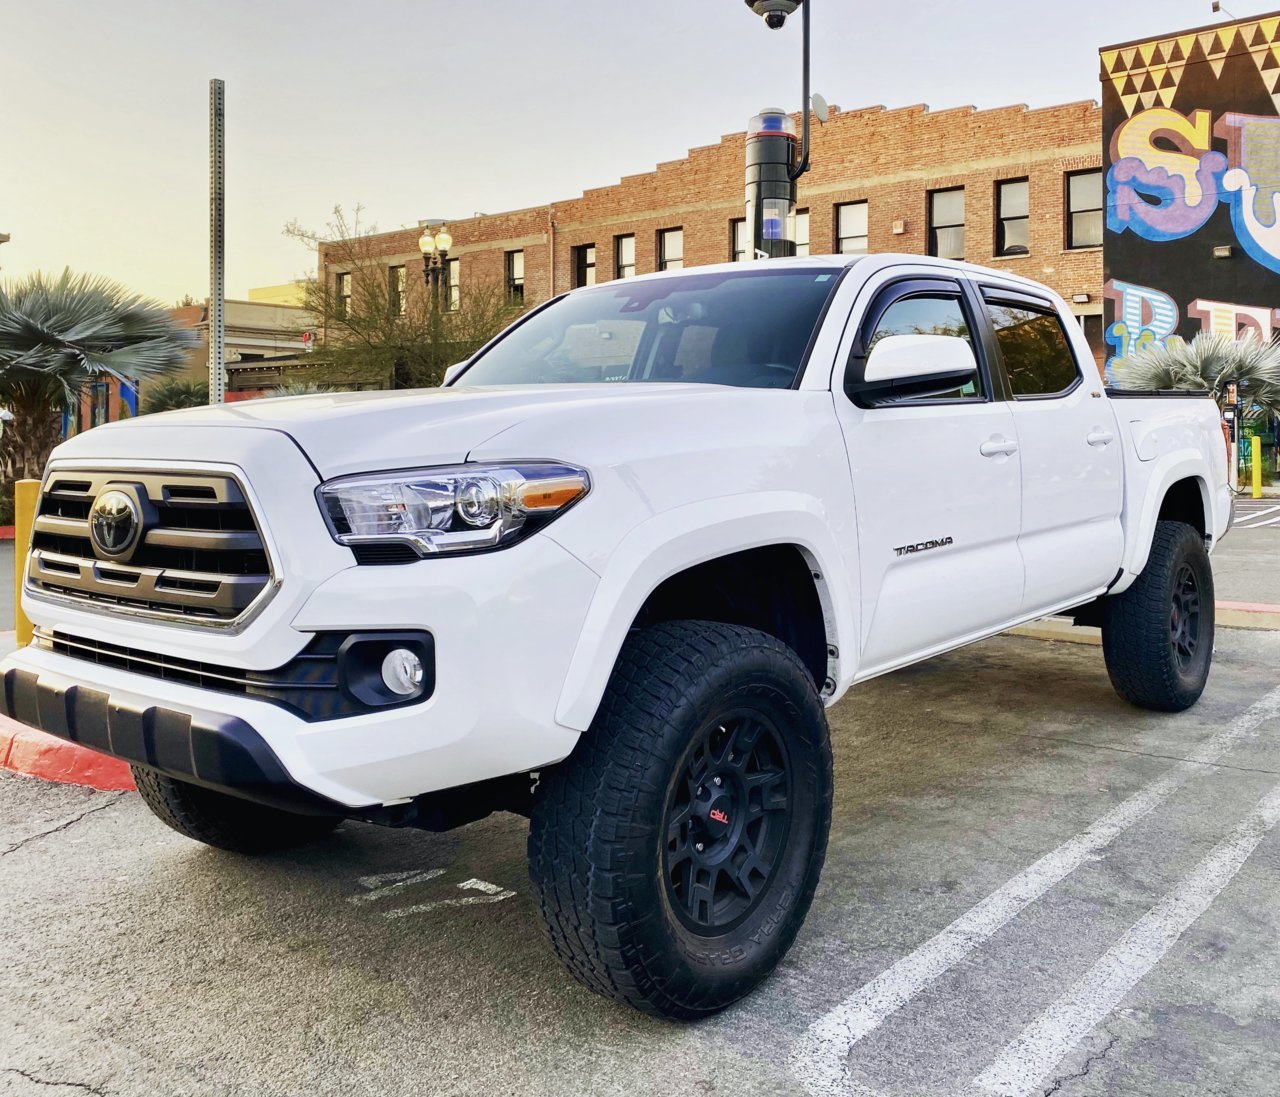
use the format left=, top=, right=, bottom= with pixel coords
left=455, top=267, right=843, bottom=389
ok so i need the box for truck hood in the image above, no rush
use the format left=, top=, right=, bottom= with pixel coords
left=71, top=384, right=737, bottom=479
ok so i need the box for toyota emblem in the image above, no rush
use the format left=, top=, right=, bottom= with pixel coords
left=89, top=489, right=141, bottom=558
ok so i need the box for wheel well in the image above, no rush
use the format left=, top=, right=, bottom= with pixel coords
left=1158, top=478, right=1207, bottom=538
left=630, top=545, right=829, bottom=689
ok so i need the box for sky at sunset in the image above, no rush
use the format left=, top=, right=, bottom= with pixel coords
left=1, top=0, right=1238, bottom=303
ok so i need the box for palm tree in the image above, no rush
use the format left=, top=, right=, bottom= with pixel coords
left=142, top=378, right=209, bottom=415
left=1113, top=331, right=1280, bottom=419
left=267, top=382, right=338, bottom=397
left=0, top=269, right=194, bottom=482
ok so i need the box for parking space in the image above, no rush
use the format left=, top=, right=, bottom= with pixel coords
left=1231, top=499, right=1280, bottom=529
left=3, top=629, right=1280, bottom=1097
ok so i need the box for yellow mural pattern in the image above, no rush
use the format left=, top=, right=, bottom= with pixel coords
left=1101, top=16, right=1280, bottom=117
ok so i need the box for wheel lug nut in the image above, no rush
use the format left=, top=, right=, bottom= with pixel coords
left=713, top=776, right=723, bottom=787
left=695, top=842, right=705, bottom=852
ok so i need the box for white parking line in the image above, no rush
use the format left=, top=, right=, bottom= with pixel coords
left=383, top=877, right=516, bottom=919
left=1234, top=505, right=1280, bottom=527
left=790, top=684, right=1280, bottom=1097
left=348, top=868, right=446, bottom=904
left=972, top=779, right=1280, bottom=1097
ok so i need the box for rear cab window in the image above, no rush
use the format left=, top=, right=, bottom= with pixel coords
left=981, top=290, right=1081, bottom=399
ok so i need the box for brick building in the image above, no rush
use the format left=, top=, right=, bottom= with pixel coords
left=323, top=98, right=1108, bottom=369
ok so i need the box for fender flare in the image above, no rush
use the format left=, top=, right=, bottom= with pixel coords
left=551, top=491, right=856, bottom=731
left=1112, top=454, right=1211, bottom=595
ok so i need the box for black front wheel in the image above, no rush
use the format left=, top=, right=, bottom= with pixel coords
left=1101, top=520, right=1215, bottom=712
left=132, top=769, right=341, bottom=853
left=528, top=620, right=832, bottom=1019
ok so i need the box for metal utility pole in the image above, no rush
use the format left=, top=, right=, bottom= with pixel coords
left=209, top=78, right=226, bottom=404
left=741, top=1, right=812, bottom=258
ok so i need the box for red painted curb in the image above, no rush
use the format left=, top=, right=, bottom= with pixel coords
left=0, top=716, right=136, bottom=792
left=1217, top=599, right=1280, bottom=614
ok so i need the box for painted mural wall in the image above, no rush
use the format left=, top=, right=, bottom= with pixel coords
left=1102, top=13, right=1280, bottom=380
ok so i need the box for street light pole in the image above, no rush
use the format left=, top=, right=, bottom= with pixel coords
left=418, top=226, right=453, bottom=310
left=740, top=1, right=812, bottom=258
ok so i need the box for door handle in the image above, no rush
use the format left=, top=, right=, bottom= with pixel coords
left=1087, top=429, right=1115, bottom=447
left=980, top=436, right=1019, bottom=458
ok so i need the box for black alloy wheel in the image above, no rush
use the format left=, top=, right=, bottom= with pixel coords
left=1102, top=519, right=1216, bottom=712
left=528, top=620, right=833, bottom=1018
left=1170, top=562, right=1201, bottom=672
left=664, top=714, right=792, bottom=935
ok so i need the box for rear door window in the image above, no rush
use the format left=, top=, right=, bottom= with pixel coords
left=983, top=297, right=1081, bottom=398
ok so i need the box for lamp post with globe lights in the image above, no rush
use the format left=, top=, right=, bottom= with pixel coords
left=418, top=225, right=453, bottom=309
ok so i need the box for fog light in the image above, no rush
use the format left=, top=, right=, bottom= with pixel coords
left=381, top=648, right=425, bottom=696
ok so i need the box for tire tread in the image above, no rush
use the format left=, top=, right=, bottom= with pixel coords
left=528, top=620, right=831, bottom=1018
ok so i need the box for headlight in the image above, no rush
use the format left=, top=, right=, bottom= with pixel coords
left=318, top=462, right=590, bottom=557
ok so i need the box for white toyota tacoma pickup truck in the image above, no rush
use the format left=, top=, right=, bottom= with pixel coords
left=2, top=255, right=1229, bottom=1017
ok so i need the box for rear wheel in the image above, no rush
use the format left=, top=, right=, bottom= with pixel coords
left=132, top=768, right=341, bottom=853
left=528, top=620, right=832, bottom=1019
left=1101, top=520, right=1215, bottom=712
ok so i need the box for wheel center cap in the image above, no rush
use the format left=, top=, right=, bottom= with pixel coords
left=704, top=795, right=733, bottom=838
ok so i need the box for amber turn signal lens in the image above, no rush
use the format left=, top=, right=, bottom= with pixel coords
left=517, top=477, right=587, bottom=512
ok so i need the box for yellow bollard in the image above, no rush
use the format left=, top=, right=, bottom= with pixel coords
left=13, top=479, right=39, bottom=644
left=1253, top=435, right=1264, bottom=500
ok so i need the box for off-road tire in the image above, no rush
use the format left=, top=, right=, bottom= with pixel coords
left=132, top=768, right=341, bottom=853
left=528, top=620, right=833, bottom=1019
left=1102, top=520, right=1215, bottom=712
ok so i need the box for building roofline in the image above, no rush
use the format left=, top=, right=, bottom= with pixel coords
left=1100, top=9, right=1280, bottom=51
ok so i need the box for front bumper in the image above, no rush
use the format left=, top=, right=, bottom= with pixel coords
left=5, top=534, right=599, bottom=809
left=1, top=660, right=344, bottom=815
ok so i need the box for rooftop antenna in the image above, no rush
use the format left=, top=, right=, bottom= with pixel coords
left=1212, top=2, right=1237, bottom=18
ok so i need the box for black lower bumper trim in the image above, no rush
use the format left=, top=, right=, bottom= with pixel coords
left=2, top=666, right=346, bottom=817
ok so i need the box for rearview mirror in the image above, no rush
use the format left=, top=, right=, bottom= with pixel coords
left=442, top=362, right=467, bottom=386
left=849, top=334, right=978, bottom=406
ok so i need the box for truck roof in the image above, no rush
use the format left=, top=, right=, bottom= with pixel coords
left=591, top=253, right=1057, bottom=299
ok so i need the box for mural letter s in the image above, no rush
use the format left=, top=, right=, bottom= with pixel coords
left=1108, top=109, right=1225, bottom=241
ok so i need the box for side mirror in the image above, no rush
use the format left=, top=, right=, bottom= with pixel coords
left=442, top=362, right=467, bottom=386
left=849, top=334, right=978, bottom=406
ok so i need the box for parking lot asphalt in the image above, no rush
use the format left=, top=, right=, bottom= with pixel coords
left=3, top=629, right=1279, bottom=1097
left=1213, top=525, right=1280, bottom=605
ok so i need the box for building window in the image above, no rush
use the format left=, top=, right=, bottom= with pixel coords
left=1066, top=170, right=1104, bottom=249
left=928, top=188, right=965, bottom=260
left=505, top=250, right=525, bottom=304
left=335, top=271, right=352, bottom=318
left=731, top=219, right=749, bottom=262
left=658, top=228, right=684, bottom=271
left=796, top=208, right=810, bottom=256
left=615, top=234, right=636, bottom=279
left=90, top=381, right=111, bottom=427
left=389, top=265, right=406, bottom=316
left=574, top=244, right=597, bottom=288
left=996, top=179, right=1029, bottom=257
left=836, top=202, right=868, bottom=254
left=447, top=258, right=460, bottom=311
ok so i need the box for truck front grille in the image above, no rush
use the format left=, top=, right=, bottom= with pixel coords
left=26, top=470, right=276, bottom=627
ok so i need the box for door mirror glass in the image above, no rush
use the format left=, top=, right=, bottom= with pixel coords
left=854, top=334, right=978, bottom=405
